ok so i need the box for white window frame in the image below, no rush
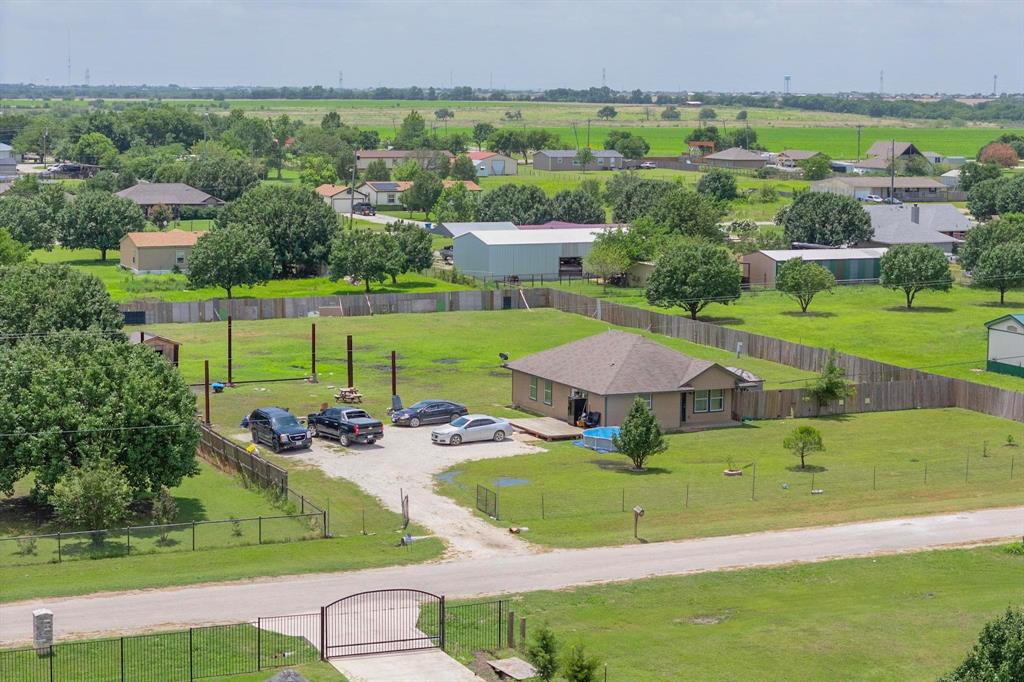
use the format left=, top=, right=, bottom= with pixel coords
left=709, top=388, right=725, bottom=413
left=543, top=380, right=553, bottom=406
left=637, top=393, right=653, bottom=410
left=693, top=390, right=709, bottom=413
left=529, top=376, right=537, bottom=401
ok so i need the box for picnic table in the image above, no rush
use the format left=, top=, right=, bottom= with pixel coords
left=334, top=387, right=363, bottom=404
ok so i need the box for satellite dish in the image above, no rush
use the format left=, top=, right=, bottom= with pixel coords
left=499, top=352, right=509, bottom=361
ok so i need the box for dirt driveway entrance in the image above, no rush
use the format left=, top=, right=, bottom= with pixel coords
left=294, top=425, right=544, bottom=559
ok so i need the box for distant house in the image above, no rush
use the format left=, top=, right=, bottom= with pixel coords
left=920, top=151, right=944, bottom=165
left=0, top=142, right=19, bottom=180
left=356, top=179, right=480, bottom=208
left=810, top=176, right=953, bottom=202
left=702, top=147, right=767, bottom=169
left=119, top=229, right=205, bottom=274
left=986, top=314, right=1024, bottom=377
left=128, top=331, right=180, bottom=366
left=315, top=184, right=369, bottom=213
left=432, top=221, right=517, bottom=239
left=856, top=203, right=973, bottom=253
left=517, top=221, right=625, bottom=230
left=776, top=150, right=823, bottom=168
left=533, top=149, right=625, bottom=172
left=506, top=330, right=758, bottom=431
left=453, top=227, right=607, bottom=280
left=116, top=183, right=224, bottom=218
left=864, top=140, right=921, bottom=160
left=467, top=151, right=518, bottom=176
left=354, top=150, right=454, bottom=171
left=741, top=248, right=887, bottom=288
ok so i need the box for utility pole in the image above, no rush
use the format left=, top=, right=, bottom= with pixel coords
left=879, top=68, right=884, bottom=95
left=856, top=125, right=863, bottom=161
left=349, top=153, right=359, bottom=227
left=993, top=74, right=998, bottom=96
left=889, top=139, right=896, bottom=202
left=601, top=67, right=606, bottom=88
left=586, top=119, right=591, bottom=148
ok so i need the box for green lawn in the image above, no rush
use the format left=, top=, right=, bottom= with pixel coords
left=438, top=409, right=1024, bottom=548
left=146, top=309, right=813, bottom=433
left=540, top=280, right=1024, bottom=391
left=31, top=245, right=468, bottom=303
left=495, top=544, right=1024, bottom=681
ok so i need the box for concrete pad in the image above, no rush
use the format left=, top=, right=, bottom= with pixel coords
left=330, top=649, right=485, bottom=682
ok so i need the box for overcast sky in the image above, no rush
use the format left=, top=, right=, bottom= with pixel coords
left=1, top=0, right=1022, bottom=94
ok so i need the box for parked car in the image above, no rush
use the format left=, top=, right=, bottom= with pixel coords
left=431, top=415, right=511, bottom=446
left=307, top=406, right=383, bottom=446
left=391, top=399, right=468, bottom=428
left=352, top=202, right=376, bottom=216
left=882, top=197, right=903, bottom=205
left=864, top=194, right=883, bottom=203
left=247, top=407, right=311, bottom=452
left=639, top=161, right=657, bottom=169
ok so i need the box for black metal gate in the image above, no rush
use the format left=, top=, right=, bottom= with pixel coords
left=320, top=589, right=445, bottom=658
left=476, top=484, right=498, bottom=519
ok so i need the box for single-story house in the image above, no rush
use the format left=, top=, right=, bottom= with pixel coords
left=920, top=151, right=944, bottom=165
left=702, top=147, right=767, bottom=170
left=533, top=149, right=625, bottom=172
left=357, top=179, right=481, bottom=207
left=940, top=169, right=961, bottom=188
left=432, top=221, right=517, bottom=239
left=860, top=203, right=974, bottom=250
left=116, top=183, right=224, bottom=218
left=776, top=149, right=823, bottom=168
left=119, top=229, right=205, bottom=274
left=865, top=140, right=921, bottom=160
left=986, top=314, right=1024, bottom=377
left=467, top=151, right=518, bottom=176
left=354, top=149, right=454, bottom=171
left=128, top=331, right=180, bottom=366
left=741, top=248, right=887, bottom=287
left=453, top=227, right=607, bottom=280
left=0, top=142, right=19, bottom=180
left=506, top=330, right=757, bottom=431
left=810, top=176, right=954, bottom=202
left=315, top=184, right=369, bottom=213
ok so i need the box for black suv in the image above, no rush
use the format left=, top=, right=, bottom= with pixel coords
left=247, top=407, right=311, bottom=452
left=352, top=202, right=376, bottom=216
left=391, top=400, right=468, bottom=428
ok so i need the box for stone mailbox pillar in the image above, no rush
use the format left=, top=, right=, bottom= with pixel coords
left=32, top=608, right=53, bottom=655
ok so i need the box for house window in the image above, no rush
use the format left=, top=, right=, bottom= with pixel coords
left=709, top=389, right=725, bottom=412
left=175, top=250, right=186, bottom=265
left=529, top=376, right=538, bottom=401
left=543, top=380, right=553, bottom=406
left=637, top=393, right=653, bottom=410
left=694, top=390, right=709, bottom=413
left=387, top=193, right=396, bottom=203
left=597, top=157, right=604, bottom=165
left=1009, top=325, right=1018, bottom=333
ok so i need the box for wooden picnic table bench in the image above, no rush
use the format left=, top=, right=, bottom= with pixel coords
left=334, top=387, right=363, bottom=404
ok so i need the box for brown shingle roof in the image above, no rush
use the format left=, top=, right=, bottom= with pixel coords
left=704, top=147, right=766, bottom=161
left=116, top=183, right=224, bottom=206
left=506, top=330, right=743, bottom=395
left=315, top=184, right=364, bottom=198
left=779, top=150, right=821, bottom=160
left=865, top=141, right=918, bottom=159
left=121, top=229, right=205, bottom=248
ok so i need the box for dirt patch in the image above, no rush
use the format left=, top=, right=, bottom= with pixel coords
left=677, top=612, right=730, bottom=625
left=433, top=358, right=461, bottom=365
left=488, top=371, right=509, bottom=378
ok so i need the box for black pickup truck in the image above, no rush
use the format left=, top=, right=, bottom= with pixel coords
left=307, top=407, right=384, bottom=446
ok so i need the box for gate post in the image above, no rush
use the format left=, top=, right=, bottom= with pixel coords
left=438, top=596, right=446, bottom=651
left=320, top=606, right=327, bottom=660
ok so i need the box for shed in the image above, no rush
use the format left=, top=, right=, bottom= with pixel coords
left=119, top=229, right=205, bottom=274
left=467, top=151, right=518, bottom=176
left=776, top=150, right=822, bottom=168
left=741, top=248, right=887, bottom=287
left=453, top=227, right=606, bottom=280
left=129, top=331, right=180, bottom=366
left=940, top=169, right=961, bottom=188
left=986, top=314, right=1024, bottom=377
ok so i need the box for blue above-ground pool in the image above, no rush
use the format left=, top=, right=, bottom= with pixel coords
left=582, top=426, right=620, bottom=452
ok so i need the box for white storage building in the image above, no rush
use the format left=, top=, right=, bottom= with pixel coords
left=453, top=228, right=606, bottom=280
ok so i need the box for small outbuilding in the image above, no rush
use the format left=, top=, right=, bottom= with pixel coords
left=128, top=331, right=180, bottom=366
left=741, top=248, right=887, bottom=288
left=507, top=330, right=755, bottom=431
left=776, top=149, right=823, bottom=168
left=985, top=314, right=1024, bottom=378
left=119, top=229, right=205, bottom=274
left=467, top=151, right=518, bottom=176
left=453, top=227, right=606, bottom=280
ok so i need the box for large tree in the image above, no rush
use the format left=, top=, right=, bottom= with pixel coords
left=487, top=129, right=526, bottom=159
left=604, top=130, right=649, bottom=160
left=432, top=182, right=477, bottom=223
left=779, top=192, right=872, bottom=246
left=0, top=333, right=199, bottom=499
left=394, top=111, right=428, bottom=148
left=403, top=171, right=444, bottom=218
left=959, top=214, right=1024, bottom=271
left=472, top=123, right=496, bottom=150
left=449, top=154, right=477, bottom=181
left=70, top=132, right=118, bottom=166
left=979, top=142, right=1020, bottom=168
left=696, top=168, right=738, bottom=201
left=476, top=184, right=552, bottom=224
left=775, top=258, right=836, bottom=312
left=646, top=187, right=727, bottom=241
left=941, top=607, right=1024, bottom=681
left=610, top=177, right=676, bottom=223
left=879, top=243, right=953, bottom=309
left=550, top=189, right=604, bottom=224
left=218, top=184, right=337, bottom=276
left=645, top=238, right=742, bottom=319
left=0, top=195, right=58, bottom=249
left=968, top=177, right=1006, bottom=221
left=386, top=221, right=434, bottom=282
left=364, top=159, right=391, bottom=181
left=59, top=191, right=145, bottom=260
left=0, top=262, right=123, bottom=338
left=997, top=175, right=1024, bottom=215
left=184, top=155, right=261, bottom=201
left=583, top=237, right=631, bottom=290
left=958, top=161, right=1003, bottom=192
left=574, top=147, right=596, bottom=171
left=328, top=228, right=402, bottom=292
left=187, top=226, right=274, bottom=298
left=972, top=242, right=1024, bottom=304
left=0, top=229, right=28, bottom=265
left=298, top=155, right=338, bottom=187
left=799, top=154, right=833, bottom=180
left=596, top=106, right=618, bottom=120
left=51, top=459, right=133, bottom=536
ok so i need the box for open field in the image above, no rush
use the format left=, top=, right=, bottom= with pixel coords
left=145, top=309, right=814, bottom=431
left=539, top=280, right=1024, bottom=391
left=438, top=409, right=1024, bottom=548
left=495, top=544, right=1024, bottom=681
left=31, top=244, right=468, bottom=303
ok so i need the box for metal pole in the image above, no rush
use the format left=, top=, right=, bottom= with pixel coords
left=685, top=483, right=689, bottom=509
left=310, top=323, right=318, bottom=383
left=320, top=606, right=327, bottom=660
left=258, top=516, right=263, bottom=544
left=349, top=153, right=359, bottom=227
left=120, top=636, right=125, bottom=682
left=256, top=617, right=262, bottom=671
left=361, top=506, right=366, bottom=535
left=227, top=316, right=234, bottom=386
left=204, top=360, right=211, bottom=425
left=873, top=466, right=877, bottom=491
left=541, top=492, right=545, bottom=519
left=966, top=454, right=970, bottom=483
left=346, top=335, right=354, bottom=387
left=192, top=521, right=196, bottom=551
left=439, top=596, right=447, bottom=651
left=621, top=488, right=625, bottom=512
left=126, top=526, right=130, bottom=555
left=189, top=628, right=194, bottom=681
left=57, top=532, right=61, bottom=562
left=391, top=350, right=397, bottom=396
left=1012, top=454, right=1016, bottom=479
left=751, top=462, right=756, bottom=501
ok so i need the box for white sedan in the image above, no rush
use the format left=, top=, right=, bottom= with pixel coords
left=431, top=415, right=511, bottom=446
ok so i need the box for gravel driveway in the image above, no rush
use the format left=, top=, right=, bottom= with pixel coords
left=293, top=424, right=544, bottom=559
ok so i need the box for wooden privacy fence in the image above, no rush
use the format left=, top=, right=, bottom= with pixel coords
left=198, top=423, right=288, bottom=494
left=121, top=288, right=551, bottom=325
left=735, top=379, right=958, bottom=420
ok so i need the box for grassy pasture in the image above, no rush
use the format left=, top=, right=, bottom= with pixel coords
left=437, top=409, right=1024, bottom=548
left=491, top=544, right=1024, bottom=681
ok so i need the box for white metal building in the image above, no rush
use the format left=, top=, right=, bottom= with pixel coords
left=453, top=228, right=606, bottom=280
left=985, top=314, right=1024, bottom=378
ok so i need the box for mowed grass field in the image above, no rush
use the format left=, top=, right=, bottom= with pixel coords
left=541, top=280, right=1024, bottom=391
left=493, top=545, right=1024, bottom=681
left=146, top=309, right=814, bottom=432
left=437, top=409, right=1024, bottom=548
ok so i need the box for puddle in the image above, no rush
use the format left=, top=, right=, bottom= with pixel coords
left=435, top=470, right=460, bottom=484
left=494, top=477, right=529, bottom=488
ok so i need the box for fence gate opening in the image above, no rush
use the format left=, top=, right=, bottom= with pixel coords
left=320, top=589, right=445, bottom=658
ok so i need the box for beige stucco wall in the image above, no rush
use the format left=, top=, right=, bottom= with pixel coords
left=120, top=241, right=140, bottom=271
left=511, top=370, right=574, bottom=422
left=121, top=244, right=195, bottom=274
left=742, top=252, right=777, bottom=288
